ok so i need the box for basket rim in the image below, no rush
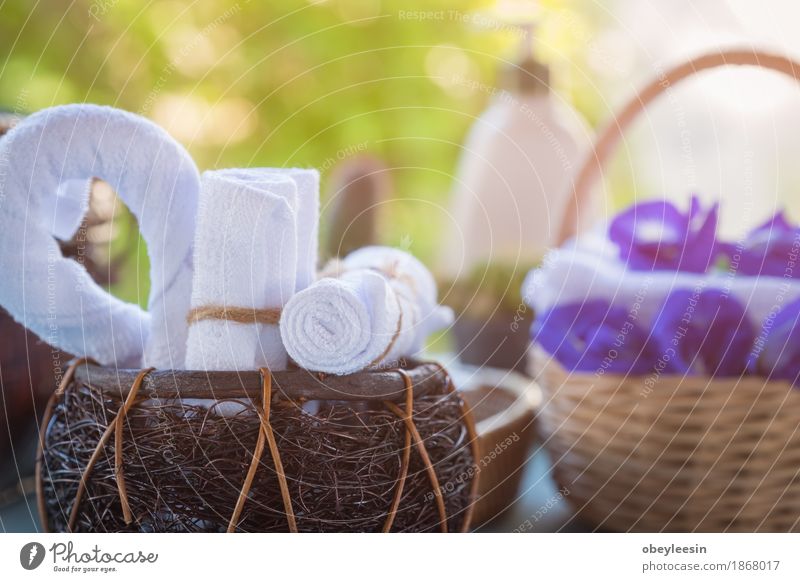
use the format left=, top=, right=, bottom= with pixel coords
left=68, top=358, right=449, bottom=402
left=460, top=369, right=540, bottom=435
left=531, top=344, right=796, bottom=393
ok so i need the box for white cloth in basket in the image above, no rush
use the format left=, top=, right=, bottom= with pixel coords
left=271, top=168, right=319, bottom=292
left=186, top=169, right=297, bottom=370
left=280, top=246, right=453, bottom=375
left=220, top=167, right=319, bottom=293
left=184, top=169, right=298, bottom=371
left=525, top=232, right=800, bottom=329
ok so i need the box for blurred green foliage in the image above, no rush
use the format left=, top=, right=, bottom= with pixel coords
left=0, top=0, right=608, bottom=306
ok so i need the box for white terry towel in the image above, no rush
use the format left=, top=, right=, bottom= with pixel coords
left=207, top=168, right=318, bottom=292
left=52, top=178, right=92, bottom=240
left=185, top=169, right=298, bottom=371
left=344, top=246, right=454, bottom=348
left=524, top=234, right=800, bottom=330
left=280, top=246, right=453, bottom=375
left=0, top=104, right=199, bottom=368
left=271, top=168, right=319, bottom=292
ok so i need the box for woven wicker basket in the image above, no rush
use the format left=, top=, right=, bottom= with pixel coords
left=534, top=48, right=800, bottom=533
left=37, top=358, right=478, bottom=533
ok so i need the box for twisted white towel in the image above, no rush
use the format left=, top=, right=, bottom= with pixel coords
left=0, top=104, right=199, bottom=368
left=280, top=246, right=453, bottom=374
left=185, top=169, right=298, bottom=371
left=52, top=178, right=91, bottom=241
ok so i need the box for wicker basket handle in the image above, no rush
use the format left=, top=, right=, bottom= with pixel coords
left=557, top=48, right=800, bottom=245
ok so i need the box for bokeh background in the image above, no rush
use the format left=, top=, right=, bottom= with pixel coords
left=4, top=0, right=800, bottom=356
left=5, top=0, right=800, bottom=306
left=1, top=0, right=612, bottom=304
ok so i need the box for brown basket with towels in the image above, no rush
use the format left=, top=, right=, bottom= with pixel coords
left=37, top=358, right=479, bottom=532
left=0, top=103, right=477, bottom=533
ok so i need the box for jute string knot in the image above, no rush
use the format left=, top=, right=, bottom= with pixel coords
left=187, top=305, right=281, bottom=325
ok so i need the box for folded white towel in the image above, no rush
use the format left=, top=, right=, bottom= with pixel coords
left=185, top=169, right=298, bottom=371
left=271, top=168, right=319, bottom=292
left=524, top=234, right=800, bottom=329
left=213, top=168, right=318, bottom=293
left=280, top=246, right=453, bottom=374
left=0, top=104, right=199, bottom=368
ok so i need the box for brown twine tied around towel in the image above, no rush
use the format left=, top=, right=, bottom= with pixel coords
left=187, top=305, right=282, bottom=325
left=228, top=368, right=297, bottom=533
left=367, top=309, right=403, bottom=368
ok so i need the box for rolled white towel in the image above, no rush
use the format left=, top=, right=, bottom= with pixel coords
left=0, top=104, right=199, bottom=368
left=344, top=245, right=453, bottom=349
left=185, top=169, right=298, bottom=371
left=280, top=246, right=453, bottom=374
left=280, top=270, right=402, bottom=374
